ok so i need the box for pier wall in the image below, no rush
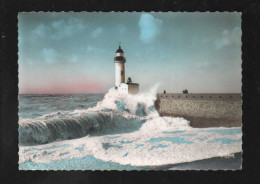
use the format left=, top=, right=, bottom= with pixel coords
left=155, top=93, right=242, bottom=128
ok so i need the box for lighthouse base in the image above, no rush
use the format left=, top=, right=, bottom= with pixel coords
left=117, top=83, right=139, bottom=95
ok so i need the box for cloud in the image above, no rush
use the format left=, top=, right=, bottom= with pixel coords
left=70, top=55, right=78, bottom=63
left=215, top=38, right=230, bottom=50
left=32, top=24, right=47, bottom=38
left=87, top=46, right=96, bottom=52
left=138, top=13, right=163, bottom=44
left=118, top=25, right=126, bottom=34
left=42, top=49, right=79, bottom=64
left=215, top=27, right=241, bottom=50
left=91, top=27, right=103, bottom=38
left=86, top=45, right=104, bottom=54
left=32, top=18, right=86, bottom=40
left=42, top=48, right=58, bottom=64
left=201, top=38, right=210, bottom=43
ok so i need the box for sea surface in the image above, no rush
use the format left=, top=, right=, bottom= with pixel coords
left=18, top=87, right=242, bottom=170
left=19, top=93, right=103, bottom=119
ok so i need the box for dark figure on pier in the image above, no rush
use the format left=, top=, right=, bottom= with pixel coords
left=164, top=90, right=166, bottom=94
left=183, top=89, right=188, bottom=94
left=127, top=77, right=132, bottom=84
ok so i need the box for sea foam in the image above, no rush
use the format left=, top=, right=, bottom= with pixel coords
left=19, top=85, right=242, bottom=170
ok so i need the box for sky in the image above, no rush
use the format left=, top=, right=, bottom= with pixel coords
left=18, top=12, right=241, bottom=94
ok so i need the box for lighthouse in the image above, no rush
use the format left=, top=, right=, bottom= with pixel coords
left=114, top=44, right=139, bottom=94
left=114, top=45, right=126, bottom=88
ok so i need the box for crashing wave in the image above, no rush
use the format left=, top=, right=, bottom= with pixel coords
left=19, top=85, right=181, bottom=145
left=19, top=112, right=145, bottom=145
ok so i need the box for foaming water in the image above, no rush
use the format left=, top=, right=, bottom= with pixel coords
left=19, top=84, right=174, bottom=145
left=19, top=85, right=242, bottom=170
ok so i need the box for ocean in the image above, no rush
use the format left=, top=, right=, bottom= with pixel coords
left=18, top=87, right=242, bottom=170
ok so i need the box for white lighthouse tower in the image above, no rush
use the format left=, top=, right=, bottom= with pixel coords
left=114, top=45, right=126, bottom=88
left=114, top=44, right=139, bottom=94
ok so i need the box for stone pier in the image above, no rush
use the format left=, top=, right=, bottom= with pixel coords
left=155, top=93, right=242, bottom=128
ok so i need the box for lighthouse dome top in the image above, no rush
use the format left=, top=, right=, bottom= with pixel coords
left=116, top=46, right=124, bottom=53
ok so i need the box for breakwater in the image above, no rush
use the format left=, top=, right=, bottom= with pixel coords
left=155, top=93, right=242, bottom=128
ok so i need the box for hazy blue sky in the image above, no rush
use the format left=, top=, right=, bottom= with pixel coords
left=18, top=12, right=241, bottom=94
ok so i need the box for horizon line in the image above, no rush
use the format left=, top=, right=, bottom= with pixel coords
left=19, top=92, right=242, bottom=95
left=18, top=92, right=105, bottom=95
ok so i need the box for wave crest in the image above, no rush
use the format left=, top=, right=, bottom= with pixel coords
left=19, top=112, right=146, bottom=145
left=19, top=85, right=190, bottom=145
